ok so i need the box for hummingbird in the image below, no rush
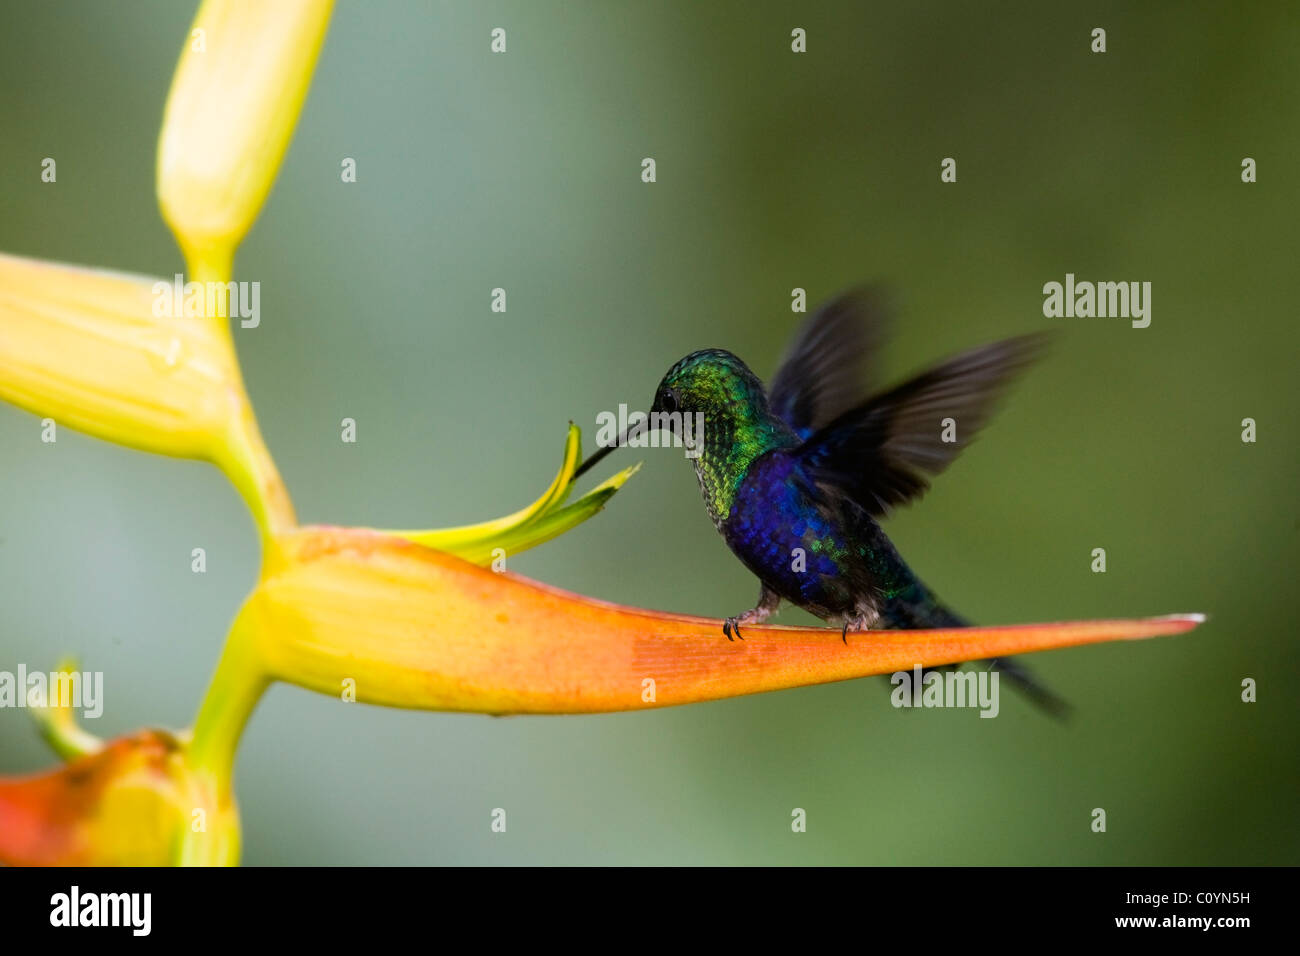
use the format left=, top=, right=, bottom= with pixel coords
left=578, top=288, right=1066, bottom=716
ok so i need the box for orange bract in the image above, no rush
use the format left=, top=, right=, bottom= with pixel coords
left=250, top=526, right=1203, bottom=714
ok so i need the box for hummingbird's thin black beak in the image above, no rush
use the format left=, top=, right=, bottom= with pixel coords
left=573, top=421, right=647, bottom=480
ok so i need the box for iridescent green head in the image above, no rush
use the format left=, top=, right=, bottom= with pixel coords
left=650, top=349, right=797, bottom=526
left=649, top=349, right=768, bottom=422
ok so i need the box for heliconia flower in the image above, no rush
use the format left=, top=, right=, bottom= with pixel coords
left=0, top=0, right=1208, bottom=868
left=246, top=525, right=1205, bottom=714
left=157, top=0, right=335, bottom=275
left=0, top=729, right=239, bottom=866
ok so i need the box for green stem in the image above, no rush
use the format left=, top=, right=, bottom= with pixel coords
left=185, top=241, right=235, bottom=289
left=215, top=422, right=298, bottom=543
left=187, top=606, right=270, bottom=796
left=33, top=712, right=102, bottom=761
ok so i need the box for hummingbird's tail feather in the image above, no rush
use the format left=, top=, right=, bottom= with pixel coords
left=900, top=658, right=1071, bottom=721
left=981, top=656, right=1072, bottom=721
left=882, top=596, right=1071, bottom=719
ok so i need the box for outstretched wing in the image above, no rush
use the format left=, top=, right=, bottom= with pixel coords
left=797, top=333, right=1051, bottom=516
left=767, top=286, right=892, bottom=440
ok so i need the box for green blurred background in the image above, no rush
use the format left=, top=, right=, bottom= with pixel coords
left=1, top=1, right=1296, bottom=864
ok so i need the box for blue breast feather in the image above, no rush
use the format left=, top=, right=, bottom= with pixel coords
left=721, top=451, right=861, bottom=615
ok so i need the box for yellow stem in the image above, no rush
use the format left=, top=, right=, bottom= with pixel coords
left=186, top=243, right=297, bottom=541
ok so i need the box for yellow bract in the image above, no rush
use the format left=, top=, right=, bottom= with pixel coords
left=0, top=252, right=243, bottom=460
left=158, top=0, right=334, bottom=272
left=0, top=251, right=293, bottom=536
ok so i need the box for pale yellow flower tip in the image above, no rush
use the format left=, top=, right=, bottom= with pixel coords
left=157, top=0, right=334, bottom=266
left=384, top=424, right=640, bottom=565
left=0, top=252, right=244, bottom=460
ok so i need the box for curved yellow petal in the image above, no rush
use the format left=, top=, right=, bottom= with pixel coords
left=385, top=425, right=636, bottom=565
left=158, top=0, right=335, bottom=268
left=466, top=463, right=639, bottom=565
left=251, top=526, right=1204, bottom=715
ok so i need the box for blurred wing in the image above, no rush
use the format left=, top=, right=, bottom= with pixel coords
left=797, top=333, right=1051, bottom=516
left=767, top=286, right=892, bottom=439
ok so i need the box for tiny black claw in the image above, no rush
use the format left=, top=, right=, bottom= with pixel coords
left=723, top=621, right=733, bottom=641
left=723, top=618, right=744, bottom=641
left=841, top=622, right=850, bottom=644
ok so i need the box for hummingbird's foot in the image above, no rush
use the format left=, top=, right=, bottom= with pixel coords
left=840, top=613, right=875, bottom=644
left=723, top=612, right=761, bottom=640
left=722, top=591, right=781, bottom=641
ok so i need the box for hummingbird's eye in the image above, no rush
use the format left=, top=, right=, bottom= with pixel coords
left=660, top=389, right=678, bottom=413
